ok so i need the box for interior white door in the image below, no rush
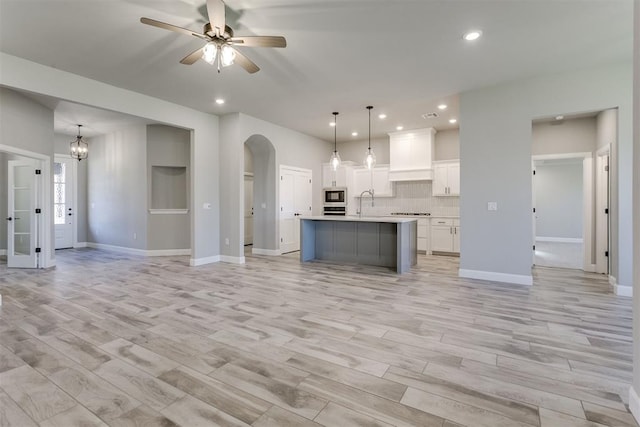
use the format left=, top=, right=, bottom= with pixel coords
left=532, top=161, right=537, bottom=265
left=595, top=153, right=609, bottom=274
left=7, top=160, right=38, bottom=268
left=279, top=166, right=312, bottom=254
left=54, top=156, right=74, bottom=249
left=243, top=175, right=254, bottom=246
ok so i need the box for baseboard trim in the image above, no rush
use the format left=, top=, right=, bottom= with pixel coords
left=74, top=242, right=88, bottom=248
left=220, top=255, right=245, bottom=264
left=630, top=386, right=640, bottom=424
left=146, top=249, right=191, bottom=257
left=87, top=242, right=147, bottom=256
left=459, top=269, right=533, bottom=286
left=536, top=236, right=583, bottom=243
left=190, top=255, right=221, bottom=266
left=615, top=284, right=633, bottom=297
left=583, top=263, right=596, bottom=273
left=252, top=248, right=282, bottom=256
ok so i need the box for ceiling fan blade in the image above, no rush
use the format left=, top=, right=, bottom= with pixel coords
left=140, top=17, right=205, bottom=39
left=233, top=49, right=260, bottom=74
left=207, top=0, right=226, bottom=36
left=230, top=36, right=287, bottom=48
left=180, top=47, right=204, bottom=65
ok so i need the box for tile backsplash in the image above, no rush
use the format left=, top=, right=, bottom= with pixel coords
left=352, top=181, right=459, bottom=217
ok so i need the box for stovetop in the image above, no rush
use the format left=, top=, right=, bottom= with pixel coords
left=390, top=212, right=431, bottom=216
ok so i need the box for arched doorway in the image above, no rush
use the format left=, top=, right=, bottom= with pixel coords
left=243, top=135, right=278, bottom=256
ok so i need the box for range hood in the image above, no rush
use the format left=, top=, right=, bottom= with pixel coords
left=388, top=127, right=436, bottom=181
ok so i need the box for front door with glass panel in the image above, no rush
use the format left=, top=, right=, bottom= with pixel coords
left=7, top=160, right=37, bottom=268
left=54, top=157, right=74, bottom=249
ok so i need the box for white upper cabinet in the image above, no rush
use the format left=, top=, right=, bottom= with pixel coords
left=322, top=161, right=355, bottom=188
left=388, top=128, right=436, bottom=181
left=353, top=165, right=394, bottom=198
left=432, top=160, right=460, bottom=196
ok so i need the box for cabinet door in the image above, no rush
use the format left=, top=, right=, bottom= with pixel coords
left=453, top=226, right=461, bottom=253
left=353, top=168, right=372, bottom=196
left=447, top=163, right=460, bottom=196
left=430, top=225, right=453, bottom=252
left=372, top=166, right=393, bottom=196
left=322, top=164, right=332, bottom=188
left=432, top=164, right=448, bottom=196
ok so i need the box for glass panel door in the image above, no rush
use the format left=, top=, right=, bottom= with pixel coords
left=7, top=161, right=37, bottom=268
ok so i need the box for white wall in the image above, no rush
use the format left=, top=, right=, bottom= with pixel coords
left=459, top=62, right=633, bottom=285
left=534, top=161, right=583, bottom=239
left=532, top=117, right=597, bottom=155
left=0, top=53, right=220, bottom=264
left=88, top=126, right=147, bottom=249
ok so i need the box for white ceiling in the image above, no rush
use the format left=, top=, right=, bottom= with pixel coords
left=0, top=0, right=633, bottom=142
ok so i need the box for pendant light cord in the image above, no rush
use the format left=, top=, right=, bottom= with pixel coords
left=367, top=106, right=373, bottom=150
left=333, top=112, right=338, bottom=153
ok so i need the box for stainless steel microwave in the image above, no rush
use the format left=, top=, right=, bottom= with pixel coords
left=323, top=187, right=347, bottom=205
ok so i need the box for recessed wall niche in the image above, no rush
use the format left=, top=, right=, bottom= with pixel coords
left=151, top=165, right=187, bottom=210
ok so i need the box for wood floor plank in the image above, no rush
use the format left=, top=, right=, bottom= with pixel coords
left=0, top=248, right=634, bottom=427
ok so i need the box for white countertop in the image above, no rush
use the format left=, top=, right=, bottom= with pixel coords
left=301, top=216, right=417, bottom=223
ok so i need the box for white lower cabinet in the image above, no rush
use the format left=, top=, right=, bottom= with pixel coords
left=417, top=219, right=428, bottom=252
left=430, top=218, right=460, bottom=254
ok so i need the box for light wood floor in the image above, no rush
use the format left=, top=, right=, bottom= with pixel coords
left=0, top=249, right=636, bottom=427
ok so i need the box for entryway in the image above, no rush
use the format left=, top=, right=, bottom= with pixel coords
left=54, top=155, right=77, bottom=249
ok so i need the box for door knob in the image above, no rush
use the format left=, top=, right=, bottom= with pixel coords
left=5, top=217, right=11, bottom=221
left=68, top=213, right=73, bottom=216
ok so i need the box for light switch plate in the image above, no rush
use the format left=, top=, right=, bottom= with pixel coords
left=488, top=202, right=498, bottom=211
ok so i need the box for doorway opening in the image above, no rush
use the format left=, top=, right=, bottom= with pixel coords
left=243, top=135, right=278, bottom=257
left=532, top=155, right=591, bottom=270
left=54, top=155, right=77, bottom=250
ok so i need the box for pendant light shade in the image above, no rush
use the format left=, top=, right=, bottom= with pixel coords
left=363, top=105, right=376, bottom=169
left=70, top=124, right=88, bottom=161
left=329, top=112, right=341, bottom=172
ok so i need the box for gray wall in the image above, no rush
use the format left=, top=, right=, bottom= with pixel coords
left=219, top=112, right=332, bottom=258
left=336, top=137, right=390, bottom=165
left=88, top=126, right=147, bottom=249
left=460, top=62, right=632, bottom=283
left=146, top=124, right=190, bottom=250
left=597, top=109, right=618, bottom=150
left=534, top=161, right=583, bottom=239
left=0, top=87, right=55, bottom=262
left=53, top=133, right=88, bottom=243
left=0, top=152, right=6, bottom=250
left=632, top=0, right=639, bottom=403
left=532, top=117, right=597, bottom=155
left=434, top=129, right=460, bottom=160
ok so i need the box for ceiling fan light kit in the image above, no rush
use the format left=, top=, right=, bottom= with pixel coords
left=140, top=0, right=286, bottom=74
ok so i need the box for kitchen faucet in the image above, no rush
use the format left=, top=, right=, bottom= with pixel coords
left=359, top=189, right=375, bottom=218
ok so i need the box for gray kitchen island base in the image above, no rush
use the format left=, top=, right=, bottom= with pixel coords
left=300, top=217, right=417, bottom=273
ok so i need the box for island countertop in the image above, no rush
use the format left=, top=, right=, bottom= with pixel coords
left=300, top=215, right=417, bottom=223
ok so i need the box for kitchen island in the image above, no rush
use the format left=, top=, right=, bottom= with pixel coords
left=300, top=216, right=417, bottom=273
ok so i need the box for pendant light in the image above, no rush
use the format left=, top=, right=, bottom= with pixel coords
left=70, top=124, right=88, bottom=161
left=364, top=105, right=376, bottom=169
left=329, top=112, right=341, bottom=172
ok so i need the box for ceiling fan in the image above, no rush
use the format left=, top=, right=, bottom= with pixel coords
left=140, top=0, right=286, bottom=74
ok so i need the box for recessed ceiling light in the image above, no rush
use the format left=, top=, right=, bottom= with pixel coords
left=555, top=115, right=564, bottom=120
left=396, top=126, right=404, bottom=131
left=215, top=98, right=225, bottom=105
left=463, top=30, right=482, bottom=41
left=437, top=104, right=447, bottom=110
left=378, top=114, right=387, bottom=119
left=449, top=118, right=458, bottom=124
left=329, top=121, right=336, bottom=127
left=352, top=131, right=358, bottom=137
